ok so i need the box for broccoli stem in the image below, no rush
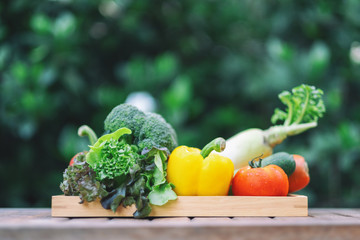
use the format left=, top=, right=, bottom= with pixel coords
left=264, top=122, right=317, bottom=148
left=200, top=137, right=226, bottom=158
left=78, top=125, right=98, bottom=145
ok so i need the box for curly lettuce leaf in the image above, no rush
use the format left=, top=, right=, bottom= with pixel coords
left=60, top=153, right=108, bottom=203
left=271, top=84, right=326, bottom=126
left=86, top=127, right=132, bottom=167
left=86, top=127, right=142, bottom=184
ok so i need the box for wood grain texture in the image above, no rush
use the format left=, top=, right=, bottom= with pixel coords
left=52, top=194, right=308, bottom=217
left=1, top=209, right=360, bottom=240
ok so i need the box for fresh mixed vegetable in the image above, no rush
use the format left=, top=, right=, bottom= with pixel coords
left=219, top=84, right=325, bottom=171
left=60, top=84, right=324, bottom=217
left=60, top=104, right=178, bottom=218
left=232, top=156, right=289, bottom=196
left=167, top=137, right=234, bottom=196
left=104, top=104, right=178, bottom=152
left=259, top=152, right=296, bottom=177
left=60, top=152, right=107, bottom=202
left=231, top=153, right=309, bottom=196
left=288, top=155, right=310, bottom=193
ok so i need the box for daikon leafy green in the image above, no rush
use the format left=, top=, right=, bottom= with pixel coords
left=271, top=84, right=326, bottom=126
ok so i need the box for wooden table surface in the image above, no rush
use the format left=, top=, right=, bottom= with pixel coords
left=1, top=208, right=360, bottom=240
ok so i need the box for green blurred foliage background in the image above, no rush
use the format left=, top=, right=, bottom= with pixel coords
left=1, top=0, right=359, bottom=208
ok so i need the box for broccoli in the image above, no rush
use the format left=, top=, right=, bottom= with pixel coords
left=138, top=112, right=178, bottom=152
left=103, top=104, right=178, bottom=152
left=104, top=104, right=146, bottom=142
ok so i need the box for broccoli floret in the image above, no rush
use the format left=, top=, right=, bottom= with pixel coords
left=104, top=104, right=146, bottom=141
left=138, top=112, right=178, bottom=152
left=104, top=104, right=178, bottom=152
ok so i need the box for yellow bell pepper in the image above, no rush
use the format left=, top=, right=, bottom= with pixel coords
left=167, top=138, right=234, bottom=196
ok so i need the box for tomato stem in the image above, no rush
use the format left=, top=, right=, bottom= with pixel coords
left=249, top=155, right=263, bottom=168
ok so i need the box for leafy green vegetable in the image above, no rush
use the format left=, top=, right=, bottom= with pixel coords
left=84, top=127, right=176, bottom=218
left=271, top=84, right=326, bottom=126
left=86, top=127, right=133, bottom=167
left=99, top=147, right=176, bottom=218
left=104, top=104, right=146, bottom=142
left=103, top=104, right=178, bottom=152
left=100, top=183, right=127, bottom=212
left=60, top=106, right=178, bottom=218
left=138, top=112, right=178, bottom=152
left=141, top=147, right=177, bottom=206
left=148, top=183, right=177, bottom=206
left=60, top=152, right=108, bottom=203
left=90, top=138, right=141, bottom=182
left=101, top=176, right=152, bottom=218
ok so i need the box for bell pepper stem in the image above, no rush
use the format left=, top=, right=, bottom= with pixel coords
left=78, top=125, right=98, bottom=145
left=200, top=137, right=226, bottom=159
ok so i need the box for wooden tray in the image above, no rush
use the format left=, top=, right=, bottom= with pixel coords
left=51, top=194, right=308, bottom=217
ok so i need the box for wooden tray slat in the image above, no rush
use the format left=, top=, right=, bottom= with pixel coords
left=52, top=195, right=308, bottom=217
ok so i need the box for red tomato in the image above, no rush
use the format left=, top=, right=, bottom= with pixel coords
left=288, top=155, right=310, bottom=193
left=69, top=152, right=86, bottom=166
left=232, top=164, right=289, bottom=196
left=69, top=154, right=77, bottom=166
